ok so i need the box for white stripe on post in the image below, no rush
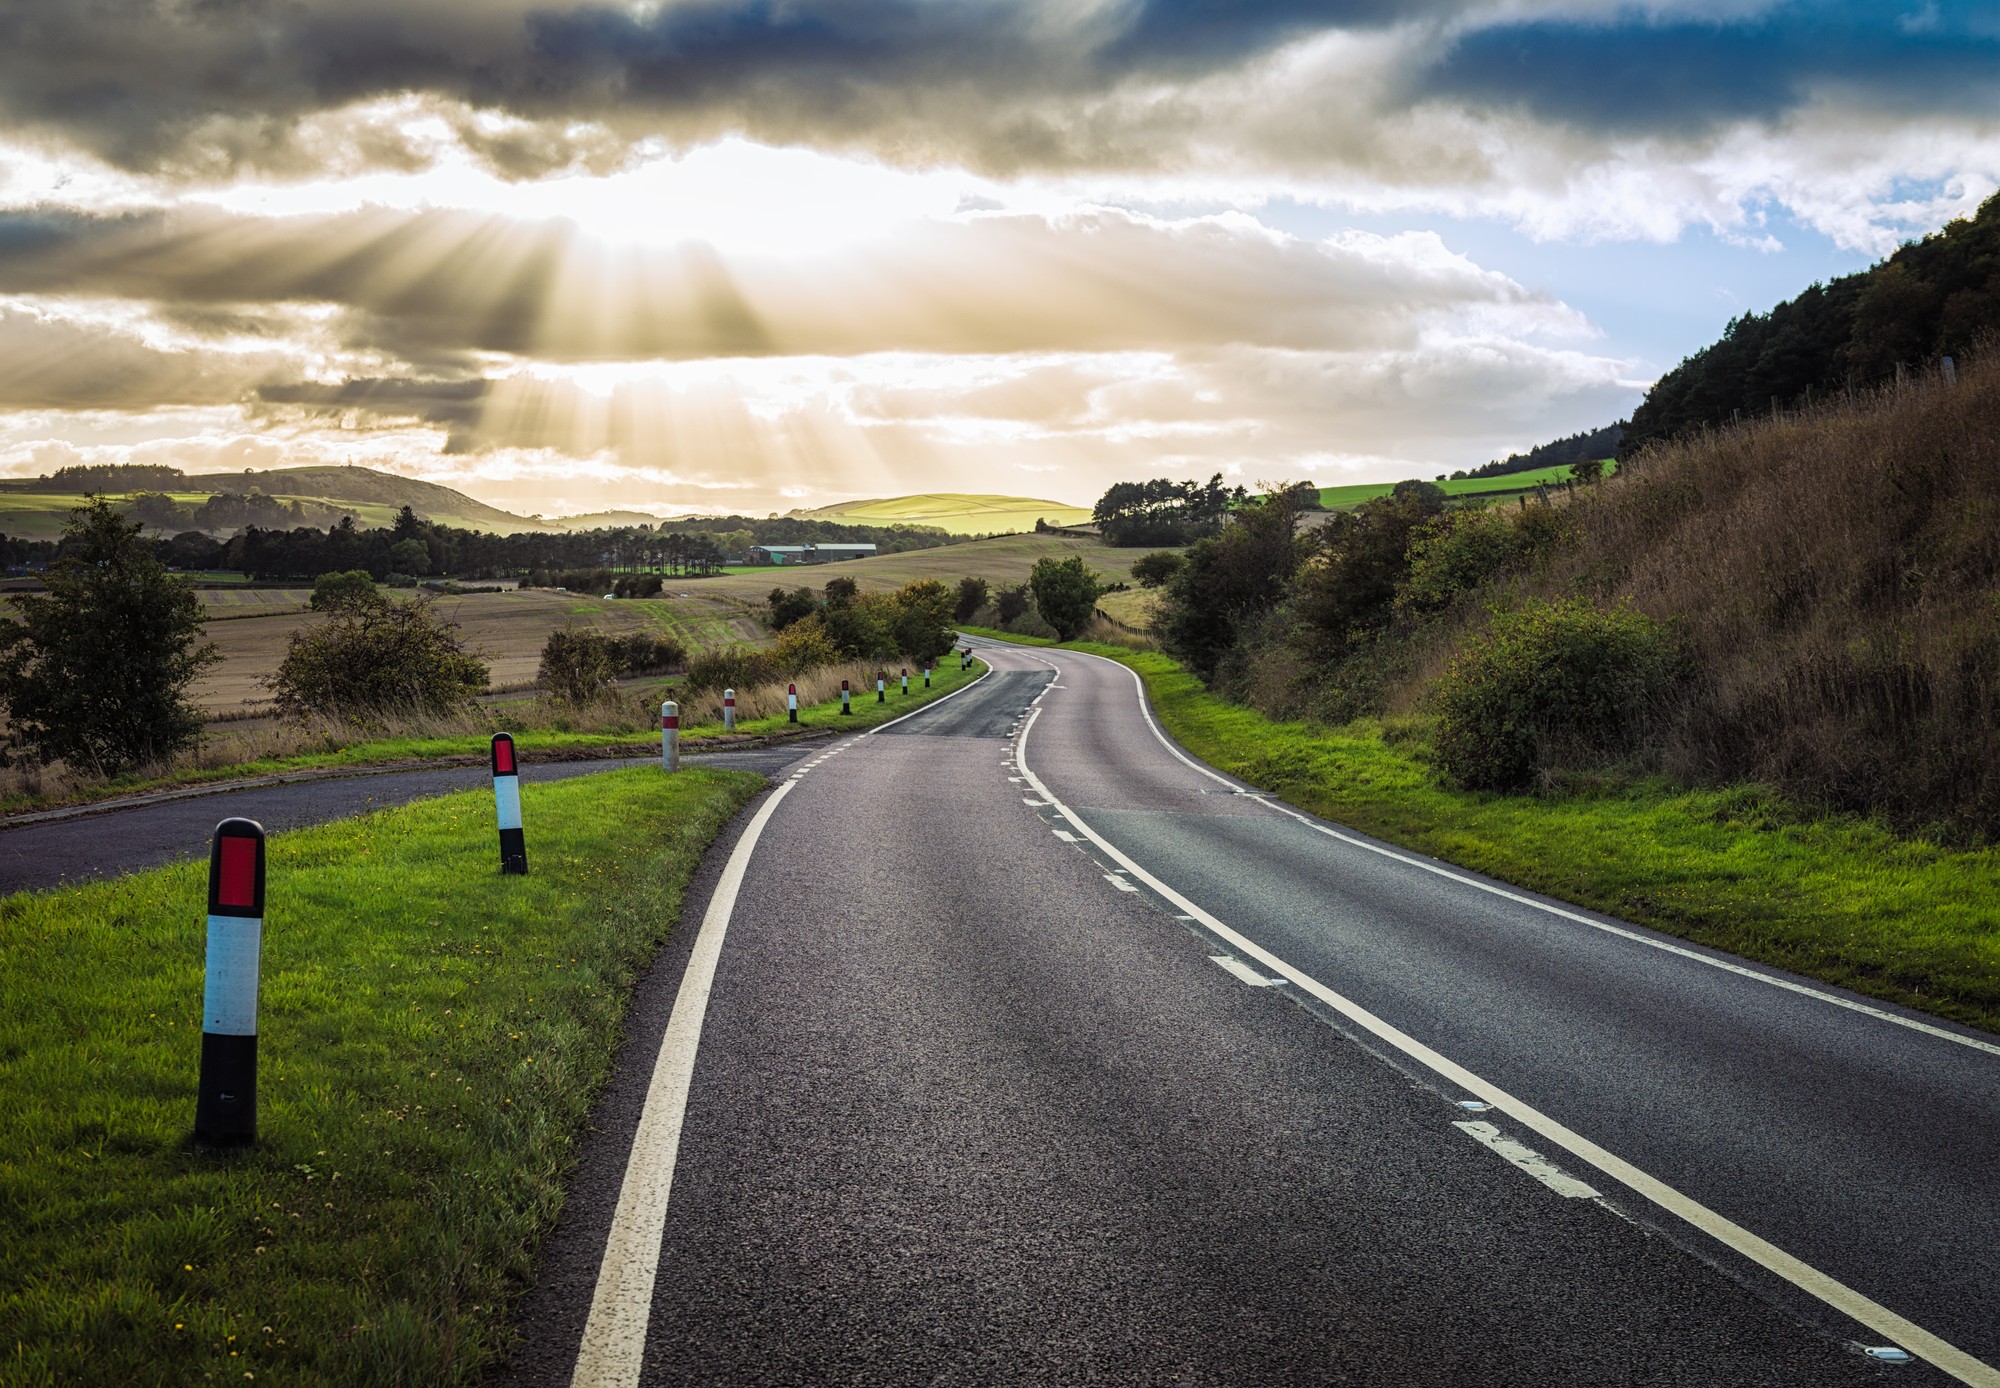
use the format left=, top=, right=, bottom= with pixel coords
left=661, top=700, right=680, bottom=772
left=722, top=688, right=736, bottom=733
left=196, top=817, right=265, bottom=1148
left=900, top=667, right=908, bottom=696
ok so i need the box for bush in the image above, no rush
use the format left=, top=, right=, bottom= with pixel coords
left=614, top=573, right=664, bottom=599
left=767, top=585, right=817, bottom=629
left=954, top=576, right=989, bottom=622
left=891, top=579, right=957, bottom=659
left=681, top=646, right=782, bottom=697
left=539, top=627, right=621, bottom=705
left=310, top=569, right=378, bottom=612
left=994, top=583, right=1032, bottom=624
left=1130, top=551, right=1184, bottom=589
left=1030, top=556, right=1103, bottom=641
left=619, top=632, right=686, bottom=674
left=1393, top=510, right=1526, bottom=622
left=0, top=498, right=219, bottom=774
left=270, top=594, right=489, bottom=721
left=1431, top=599, right=1682, bottom=791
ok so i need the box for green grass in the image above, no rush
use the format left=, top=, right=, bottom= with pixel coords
left=0, top=766, right=762, bottom=1386
left=1315, top=462, right=1618, bottom=511
left=972, top=633, right=2000, bottom=1036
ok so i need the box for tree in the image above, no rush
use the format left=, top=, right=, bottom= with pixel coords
left=1159, top=488, right=1312, bottom=678
left=954, top=576, right=990, bottom=621
left=767, top=585, right=818, bottom=630
left=1092, top=473, right=1244, bottom=547
left=994, top=583, right=1032, bottom=624
left=389, top=537, right=431, bottom=575
left=891, top=579, right=957, bottom=659
left=1130, top=551, right=1184, bottom=588
left=0, top=498, right=219, bottom=774
left=269, top=592, right=487, bottom=721
left=1029, top=555, right=1102, bottom=641
left=310, top=569, right=378, bottom=611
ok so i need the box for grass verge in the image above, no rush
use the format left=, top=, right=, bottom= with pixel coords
left=971, top=631, right=2000, bottom=1036
left=0, top=657, right=986, bottom=820
left=0, top=766, right=762, bottom=1386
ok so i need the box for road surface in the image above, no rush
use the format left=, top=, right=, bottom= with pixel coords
left=501, top=641, right=2000, bottom=1385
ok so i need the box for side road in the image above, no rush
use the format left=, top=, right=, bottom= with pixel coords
left=0, top=746, right=813, bottom=894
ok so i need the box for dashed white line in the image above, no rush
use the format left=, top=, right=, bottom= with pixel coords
left=1104, top=874, right=1139, bottom=892
left=1210, top=955, right=1281, bottom=987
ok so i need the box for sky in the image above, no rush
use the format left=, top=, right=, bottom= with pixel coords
left=0, top=1, right=1995, bottom=519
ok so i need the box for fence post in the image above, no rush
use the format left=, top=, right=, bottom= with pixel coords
left=840, top=679, right=852, bottom=715
left=661, top=701, right=680, bottom=772
left=788, top=683, right=799, bottom=723
left=196, top=818, right=266, bottom=1149
left=492, top=733, right=527, bottom=875
left=722, top=688, right=736, bottom=732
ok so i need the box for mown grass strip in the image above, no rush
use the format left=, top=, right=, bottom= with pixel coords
left=972, top=631, right=2000, bottom=1036
left=0, top=766, right=762, bottom=1386
left=0, top=657, right=986, bottom=820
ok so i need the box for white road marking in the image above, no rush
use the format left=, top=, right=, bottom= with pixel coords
left=866, top=662, right=995, bottom=735
left=1105, top=874, right=1139, bottom=892
left=1025, top=798, right=1051, bottom=808
left=1010, top=703, right=2000, bottom=1388
left=1052, top=829, right=1078, bottom=842
left=1004, top=640, right=2000, bottom=1060
left=569, top=780, right=798, bottom=1388
left=1211, top=955, right=1281, bottom=987
left=1454, top=1121, right=1602, bottom=1199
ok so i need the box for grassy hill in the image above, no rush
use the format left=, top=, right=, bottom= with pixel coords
left=791, top=493, right=1092, bottom=534
left=1316, top=461, right=1615, bottom=511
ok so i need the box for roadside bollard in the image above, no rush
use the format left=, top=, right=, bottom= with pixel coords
left=924, top=662, right=932, bottom=688
left=840, top=679, right=852, bottom=715
left=787, top=683, right=799, bottom=724
left=723, top=688, right=736, bottom=732
left=492, top=733, right=527, bottom=875
left=661, top=700, right=680, bottom=772
left=900, top=667, right=909, bottom=696
left=196, top=818, right=266, bottom=1149
left=876, top=674, right=886, bottom=703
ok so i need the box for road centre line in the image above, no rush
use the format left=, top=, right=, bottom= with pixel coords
left=1010, top=701, right=1999, bottom=1387
left=1003, top=640, right=2000, bottom=1062
left=570, top=780, right=798, bottom=1388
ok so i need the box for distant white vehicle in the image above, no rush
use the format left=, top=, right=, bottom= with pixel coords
left=603, top=593, right=616, bottom=600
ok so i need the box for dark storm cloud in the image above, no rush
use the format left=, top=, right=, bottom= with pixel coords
left=1417, top=3, right=2000, bottom=138
left=256, top=376, right=489, bottom=427
left=17, top=0, right=1988, bottom=180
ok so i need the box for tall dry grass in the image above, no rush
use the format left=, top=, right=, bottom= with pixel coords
left=1413, top=355, right=2000, bottom=836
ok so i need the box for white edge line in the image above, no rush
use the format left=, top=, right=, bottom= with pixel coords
left=1454, top=1120, right=1602, bottom=1199
left=570, top=779, right=798, bottom=1388
left=992, top=637, right=2000, bottom=1062
left=1011, top=703, right=1998, bottom=1388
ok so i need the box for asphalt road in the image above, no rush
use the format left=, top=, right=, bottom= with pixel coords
left=502, top=643, right=1999, bottom=1385
left=0, top=744, right=815, bottom=894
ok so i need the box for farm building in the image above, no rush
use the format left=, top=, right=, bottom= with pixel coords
left=745, top=543, right=878, bottom=565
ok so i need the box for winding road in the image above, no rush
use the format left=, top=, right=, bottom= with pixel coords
left=488, top=638, right=2000, bottom=1387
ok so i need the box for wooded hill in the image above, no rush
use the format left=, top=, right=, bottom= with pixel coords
left=1623, top=191, right=2000, bottom=453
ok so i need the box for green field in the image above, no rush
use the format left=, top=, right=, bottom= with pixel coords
left=965, top=632, right=2000, bottom=1036
left=791, top=492, right=1093, bottom=534
left=1315, top=461, right=1617, bottom=511
left=0, top=767, right=761, bottom=1386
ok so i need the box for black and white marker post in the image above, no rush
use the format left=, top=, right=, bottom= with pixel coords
left=876, top=674, right=886, bottom=703
left=787, top=683, right=799, bottom=724
left=661, top=700, right=680, bottom=772
left=196, top=818, right=266, bottom=1149
left=722, top=688, right=736, bottom=732
left=900, top=666, right=909, bottom=696
left=924, top=661, right=932, bottom=689
left=492, top=732, right=527, bottom=875
left=840, top=679, right=852, bottom=715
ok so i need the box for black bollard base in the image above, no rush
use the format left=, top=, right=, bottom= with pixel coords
left=500, top=827, right=528, bottom=875
left=194, top=1031, right=258, bottom=1148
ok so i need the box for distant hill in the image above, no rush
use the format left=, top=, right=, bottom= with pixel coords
left=791, top=493, right=1092, bottom=535
left=544, top=510, right=667, bottom=531
left=1464, top=423, right=1624, bottom=480
left=179, top=465, right=540, bottom=533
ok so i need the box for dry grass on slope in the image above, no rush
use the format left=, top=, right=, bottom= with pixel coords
left=1471, top=356, right=2000, bottom=837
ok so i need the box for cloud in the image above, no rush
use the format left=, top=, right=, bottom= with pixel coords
left=0, top=302, right=300, bottom=409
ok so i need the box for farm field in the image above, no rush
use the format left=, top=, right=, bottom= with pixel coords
left=791, top=492, right=1092, bottom=534
left=1314, top=460, right=1618, bottom=511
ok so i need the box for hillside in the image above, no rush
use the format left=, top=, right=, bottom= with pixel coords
left=1624, top=189, right=2000, bottom=453
left=1315, top=461, right=1613, bottom=511
left=791, top=493, right=1092, bottom=534
left=180, top=465, right=542, bottom=533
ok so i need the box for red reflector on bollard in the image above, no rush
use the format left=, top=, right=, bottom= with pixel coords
left=216, top=836, right=257, bottom=909
left=663, top=714, right=680, bottom=729
left=493, top=736, right=516, bottom=775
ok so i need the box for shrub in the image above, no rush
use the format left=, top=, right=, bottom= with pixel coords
left=1131, top=551, right=1184, bottom=588
left=0, top=498, right=219, bottom=774
left=767, top=585, right=817, bottom=629
left=539, top=627, right=621, bottom=705
left=619, top=632, right=686, bottom=674
left=891, top=579, right=957, bottom=659
left=772, top=615, right=840, bottom=672
left=1431, top=599, right=1682, bottom=791
left=1394, top=510, right=1526, bottom=622
left=310, top=569, right=378, bottom=612
left=681, top=646, right=782, bottom=697
left=994, top=583, right=1032, bottom=624
left=270, top=594, right=488, bottom=721
left=1029, top=556, right=1102, bottom=640
left=614, top=573, right=664, bottom=599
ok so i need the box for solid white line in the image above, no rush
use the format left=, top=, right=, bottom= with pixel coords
left=570, top=779, right=798, bottom=1388
left=1454, top=1121, right=1602, bottom=1199
left=866, top=661, right=995, bottom=735
left=1012, top=706, right=1997, bottom=1388
left=1007, top=639, right=2000, bottom=1061
left=1211, top=955, right=1279, bottom=988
